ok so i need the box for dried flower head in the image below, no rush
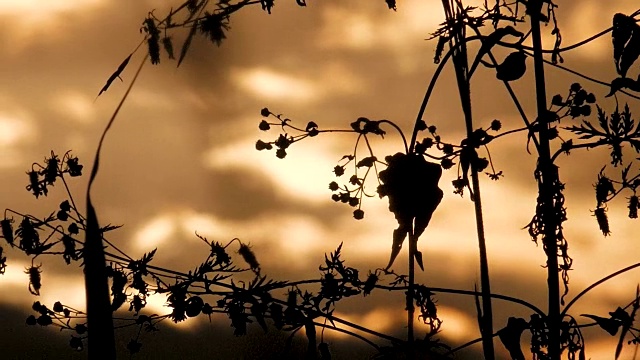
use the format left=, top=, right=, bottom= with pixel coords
left=593, top=207, right=611, bottom=236
left=237, top=242, right=260, bottom=273
left=26, top=264, right=42, bottom=296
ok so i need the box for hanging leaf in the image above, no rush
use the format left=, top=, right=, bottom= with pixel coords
left=142, top=18, right=161, bottom=65
left=177, top=20, right=199, bottom=67
left=162, top=37, right=175, bottom=59
left=379, top=153, right=443, bottom=270
left=200, top=12, right=230, bottom=46
left=612, top=13, right=640, bottom=77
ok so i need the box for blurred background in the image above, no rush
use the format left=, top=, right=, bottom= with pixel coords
left=1, top=0, right=640, bottom=358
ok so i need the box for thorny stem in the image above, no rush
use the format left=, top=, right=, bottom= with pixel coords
left=443, top=1, right=495, bottom=359
left=528, top=1, right=561, bottom=359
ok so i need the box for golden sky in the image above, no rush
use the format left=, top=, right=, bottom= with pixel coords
left=2, top=0, right=640, bottom=358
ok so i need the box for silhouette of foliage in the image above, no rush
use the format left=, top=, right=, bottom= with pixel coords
left=8, top=1, right=640, bottom=360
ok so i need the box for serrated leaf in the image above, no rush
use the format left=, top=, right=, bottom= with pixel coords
left=100, top=224, right=123, bottom=233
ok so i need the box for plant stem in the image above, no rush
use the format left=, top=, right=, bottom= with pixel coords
left=84, top=54, right=147, bottom=359
left=443, top=1, right=495, bottom=359
left=528, top=1, right=560, bottom=359
left=407, top=227, right=416, bottom=359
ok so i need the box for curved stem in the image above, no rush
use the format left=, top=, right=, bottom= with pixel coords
left=378, top=120, right=409, bottom=154
left=311, top=321, right=380, bottom=350
left=409, top=35, right=483, bottom=153
left=562, top=261, right=640, bottom=316
left=444, top=331, right=500, bottom=356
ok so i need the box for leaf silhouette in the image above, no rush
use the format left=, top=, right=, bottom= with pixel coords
left=581, top=313, right=621, bottom=336
left=469, top=26, right=523, bottom=76
left=97, top=54, right=132, bottom=97
left=177, top=22, right=199, bottom=67
left=497, top=317, right=528, bottom=360
left=613, top=13, right=640, bottom=77
left=614, top=287, right=639, bottom=359
left=379, top=153, right=443, bottom=270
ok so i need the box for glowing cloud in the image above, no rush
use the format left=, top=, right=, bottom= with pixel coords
left=233, top=68, right=317, bottom=102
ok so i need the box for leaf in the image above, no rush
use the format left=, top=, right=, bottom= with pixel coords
left=414, top=250, right=424, bottom=271
left=613, top=13, right=638, bottom=77
left=100, top=224, right=123, bottom=233
left=97, top=54, right=132, bottom=97
left=304, top=318, right=317, bottom=358
left=581, top=314, right=621, bottom=335
left=143, top=18, right=161, bottom=64
left=613, top=14, right=634, bottom=75
left=200, top=12, right=230, bottom=46
left=162, top=37, right=175, bottom=59
left=497, top=317, right=528, bottom=360
left=141, top=249, right=157, bottom=265
left=356, top=156, right=377, bottom=168
left=177, top=19, right=199, bottom=67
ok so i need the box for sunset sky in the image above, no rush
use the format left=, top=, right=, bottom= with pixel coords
left=1, top=0, right=640, bottom=358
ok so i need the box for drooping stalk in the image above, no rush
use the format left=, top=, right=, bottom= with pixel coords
left=441, top=1, right=495, bottom=359
left=84, top=54, right=148, bottom=359
left=527, top=1, right=561, bottom=359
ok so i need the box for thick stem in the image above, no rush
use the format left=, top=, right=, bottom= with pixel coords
left=443, top=1, right=494, bottom=358
left=528, top=2, right=561, bottom=359
left=84, top=202, right=116, bottom=359
left=407, top=227, right=415, bottom=359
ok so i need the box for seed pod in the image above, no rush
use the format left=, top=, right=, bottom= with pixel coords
left=238, top=243, right=260, bottom=273
left=185, top=296, right=204, bottom=317
left=363, top=272, right=378, bottom=296
left=65, top=156, right=83, bottom=177
left=26, top=170, right=43, bottom=198
left=595, top=174, right=615, bottom=206
left=319, top=342, right=331, bottom=360
left=43, top=154, right=59, bottom=185
left=628, top=195, right=639, bottom=219
left=62, top=235, right=77, bottom=265
left=17, top=217, right=39, bottom=255
left=1, top=218, right=14, bottom=246
left=26, top=264, right=42, bottom=296
left=269, top=303, right=284, bottom=329
left=594, top=207, right=611, bottom=236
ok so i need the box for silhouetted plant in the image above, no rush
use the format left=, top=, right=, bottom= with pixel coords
left=6, top=1, right=640, bottom=360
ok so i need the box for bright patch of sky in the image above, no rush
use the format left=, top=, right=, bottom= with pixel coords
left=0, top=0, right=105, bottom=21
left=204, top=133, right=341, bottom=204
